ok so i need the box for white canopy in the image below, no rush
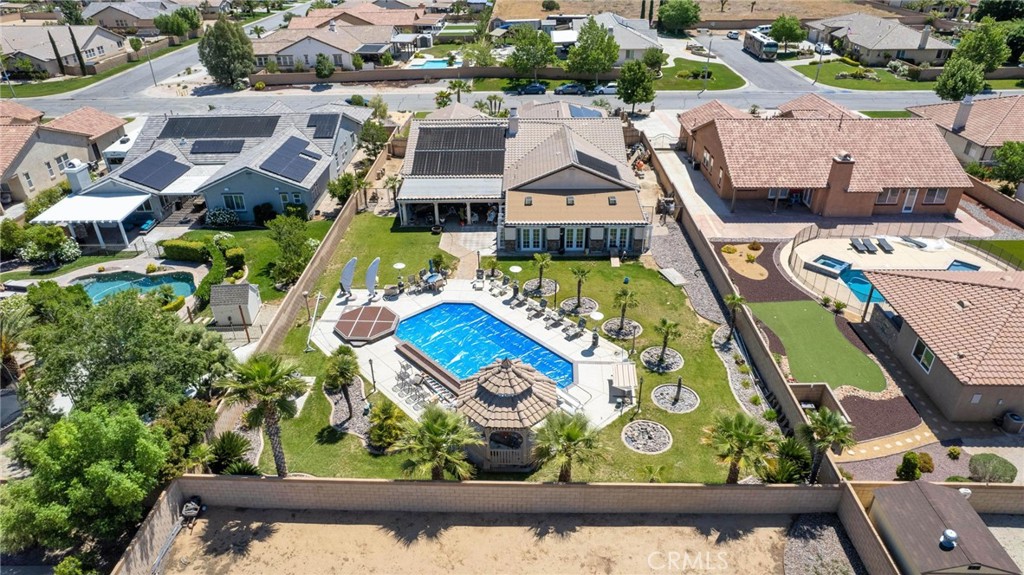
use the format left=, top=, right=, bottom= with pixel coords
left=550, top=30, right=578, bottom=45
left=32, top=192, right=151, bottom=224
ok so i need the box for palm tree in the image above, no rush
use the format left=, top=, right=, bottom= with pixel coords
left=323, top=345, right=360, bottom=419
left=654, top=318, right=681, bottom=366
left=394, top=404, right=481, bottom=480
left=569, top=265, right=591, bottom=312
left=798, top=407, right=856, bottom=484
left=473, top=100, right=489, bottom=114
left=761, top=437, right=811, bottom=484
left=672, top=376, right=684, bottom=404
left=702, top=412, right=777, bottom=484
left=532, top=252, right=552, bottom=294
left=485, top=93, right=504, bottom=115
left=448, top=79, right=472, bottom=103
left=724, top=293, right=747, bottom=340
left=434, top=89, right=452, bottom=108
left=613, top=287, right=640, bottom=333
left=384, top=174, right=401, bottom=203
left=251, top=24, right=265, bottom=38
left=218, top=353, right=306, bottom=478
left=1, top=301, right=33, bottom=387
left=533, top=411, right=603, bottom=483
left=642, top=464, right=666, bottom=483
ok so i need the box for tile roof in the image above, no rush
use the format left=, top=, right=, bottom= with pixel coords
left=707, top=117, right=971, bottom=192
left=43, top=106, right=126, bottom=139
left=1, top=25, right=123, bottom=61
left=210, top=283, right=260, bottom=307
left=806, top=12, right=955, bottom=51
left=678, top=100, right=747, bottom=134
left=504, top=189, right=646, bottom=225
left=504, top=124, right=635, bottom=190
left=457, top=358, right=558, bottom=429
left=863, top=270, right=1024, bottom=386
left=777, top=93, right=859, bottom=120
left=0, top=124, right=38, bottom=178
left=251, top=26, right=394, bottom=55
left=425, top=102, right=489, bottom=120
left=573, top=12, right=659, bottom=51
left=517, top=100, right=606, bottom=119
left=0, top=100, right=43, bottom=124
left=83, top=0, right=177, bottom=20
left=290, top=4, right=438, bottom=28
left=907, top=94, right=1024, bottom=148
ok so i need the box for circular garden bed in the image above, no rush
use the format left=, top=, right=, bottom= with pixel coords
left=640, top=347, right=684, bottom=373
left=559, top=296, right=598, bottom=315
left=522, top=278, right=559, bottom=297
left=621, top=420, right=673, bottom=454
left=651, top=383, right=700, bottom=414
left=601, top=318, right=643, bottom=339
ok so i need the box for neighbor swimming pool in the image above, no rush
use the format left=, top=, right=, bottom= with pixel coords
left=409, top=59, right=462, bottom=69
left=395, top=302, right=574, bottom=389
left=72, top=271, right=196, bottom=303
left=947, top=259, right=981, bottom=271
left=839, top=269, right=886, bottom=304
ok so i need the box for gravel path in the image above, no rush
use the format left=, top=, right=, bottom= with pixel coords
left=960, top=197, right=1024, bottom=239
left=650, top=223, right=726, bottom=323
left=785, top=513, right=867, bottom=575
left=840, top=440, right=970, bottom=481
left=713, top=326, right=782, bottom=434
left=841, top=395, right=921, bottom=442
left=326, top=377, right=371, bottom=440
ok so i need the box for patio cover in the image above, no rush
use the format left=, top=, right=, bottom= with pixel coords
left=398, top=177, right=503, bottom=202
left=550, top=30, right=578, bottom=45
left=392, top=33, right=420, bottom=43
left=31, top=192, right=151, bottom=224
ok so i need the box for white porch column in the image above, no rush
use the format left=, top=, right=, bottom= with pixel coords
left=433, top=202, right=440, bottom=225
left=117, top=221, right=129, bottom=246
left=91, top=221, right=106, bottom=249
left=398, top=202, right=407, bottom=226
left=466, top=202, right=472, bottom=225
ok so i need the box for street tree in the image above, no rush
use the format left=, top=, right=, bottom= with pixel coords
left=506, top=25, right=555, bottom=80
left=435, top=89, right=452, bottom=108
left=617, top=59, right=655, bottom=113
left=448, top=79, right=472, bottom=103
left=658, top=0, right=701, bottom=35
left=154, top=14, right=189, bottom=36
left=251, top=24, right=266, bottom=38
left=314, top=52, right=335, bottom=78
left=175, top=6, right=202, bottom=30
left=934, top=56, right=985, bottom=101
left=198, top=15, right=253, bottom=86
left=769, top=14, right=805, bottom=53
left=993, top=141, right=1024, bottom=193
left=567, top=16, right=620, bottom=85
left=954, top=16, right=1011, bottom=72
left=368, top=94, right=388, bottom=119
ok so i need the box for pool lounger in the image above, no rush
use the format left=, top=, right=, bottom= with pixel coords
left=850, top=238, right=868, bottom=253
left=876, top=237, right=895, bottom=253
left=861, top=238, right=879, bottom=254
left=900, top=236, right=928, bottom=249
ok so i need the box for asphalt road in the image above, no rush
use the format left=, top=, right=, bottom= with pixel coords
left=692, top=32, right=816, bottom=93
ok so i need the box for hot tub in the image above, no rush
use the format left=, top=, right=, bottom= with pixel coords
left=804, top=254, right=852, bottom=279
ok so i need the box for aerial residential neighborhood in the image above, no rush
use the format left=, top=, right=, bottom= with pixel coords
left=1, top=0, right=1023, bottom=573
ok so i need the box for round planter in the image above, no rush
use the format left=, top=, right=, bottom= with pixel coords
left=621, top=420, right=673, bottom=455
left=640, top=347, right=684, bottom=373
left=651, top=384, right=700, bottom=414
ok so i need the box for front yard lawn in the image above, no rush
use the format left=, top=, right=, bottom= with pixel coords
left=750, top=300, right=886, bottom=392
left=793, top=62, right=1024, bottom=92
left=471, top=77, right=575, bottom=93
left=0, top=252, right=139, bottom=282
left=655, top=58, right=746, bottom=91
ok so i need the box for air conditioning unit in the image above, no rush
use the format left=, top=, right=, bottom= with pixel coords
left=1000, top=411, right=1024, bottom=434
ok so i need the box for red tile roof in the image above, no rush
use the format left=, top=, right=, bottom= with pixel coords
left=907, top=94, right=1024, bottom=148
left=43, top=107, right=125, bottom=139
left=777, top=93, right=859, bottom=119
left=678, top=100, right=746, bottom=135
left=0, top=124, right=38, bottom=178
left=863, top=270, right=1024, bottom=386
left=0, top=100, right=43, bottom=124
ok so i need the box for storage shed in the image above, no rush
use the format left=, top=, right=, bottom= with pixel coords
left=210, top=283, right=261, bottom=327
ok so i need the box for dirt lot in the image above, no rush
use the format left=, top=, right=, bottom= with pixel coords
left=493, top=0, right=643, bottom=22
left=162, top=509, right=791, bottom=575
left=693, top=0, right=890, bottom=21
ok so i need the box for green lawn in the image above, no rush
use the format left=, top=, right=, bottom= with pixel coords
left=471, top=77, right=575, bottom=93
left=749, top=301, right=886, bottom=392
left=859, top=110, right=913, bottom=118
left=0, top=252, right=140, bottom=282
left=793, top=61, right=1024, bottom=92
left=0, top=39, right=199, bottom=99
left=420, top=43, right=461, bottom=57
left=180, top=220, right=331, bottom=304
left=655, top=58, right=746, bottom=91
left=965, top=239, right=1024, bottom=268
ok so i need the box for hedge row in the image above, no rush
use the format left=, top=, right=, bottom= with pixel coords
left=162, top=240, right=209, bottom=262
left=225, top=247, right=245, bottom=269
left=194, top=240, right=226, bottom=308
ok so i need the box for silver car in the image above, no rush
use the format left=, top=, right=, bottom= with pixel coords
left=594, top=82, right=617, bottom=95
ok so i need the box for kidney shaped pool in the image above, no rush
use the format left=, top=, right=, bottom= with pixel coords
left=72, top=271, right=196, bottom=303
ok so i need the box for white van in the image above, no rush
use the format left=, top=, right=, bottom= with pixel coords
left=754, top=24, right=772, bottom=35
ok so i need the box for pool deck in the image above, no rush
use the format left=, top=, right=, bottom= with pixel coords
left=788, top=237, right=1003, bottom=274
left=310, top=279, right=634, bottom=430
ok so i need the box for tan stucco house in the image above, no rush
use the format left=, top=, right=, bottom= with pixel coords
left=907, top=95, right=1024, bottom=166
left=82, top=1, right=179, bottom=36
left=1, top=25, right=127, bottom=77
left=805, top=13, right=954, bottom=66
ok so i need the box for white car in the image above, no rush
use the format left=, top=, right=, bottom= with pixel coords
left=594, top=82, right=617, bottom=95
left=726, top=30, right=740, bottom=40
left=814, top=42, right=833, bottom=55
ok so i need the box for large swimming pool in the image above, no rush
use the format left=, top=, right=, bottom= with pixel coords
left=72, top=271, right=196, bottom=303
left=395, top=303, right=574, bottom=389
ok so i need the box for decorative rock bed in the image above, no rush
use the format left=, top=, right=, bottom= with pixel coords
left=640, top=347, right=684, bottom=373
left=324, top=376, right=371, bottom=440
left=522, top=278, right=559, bottom=296
left=234, top=422, right=263, bottom=466
left=622, top=420, right=673, bottom=454
left=559, top=296, right=598, bottom=315
left=601, top=318, right=643, bottom=339
left=651, top=383, right=700, bottom=414
left=785, top=513, right=867, bottom=575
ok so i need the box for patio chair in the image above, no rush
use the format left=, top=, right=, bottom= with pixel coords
left=418, top=268, right=428, bottom=279
left=850, top=238, right=867, bottom=253
left=876, top=237, right=895, bottom=254
left=566, top=318, right=587, bottom=339
left=544, top=310, right=563, bottom=330
left=525, top=298, right=541, bottom=314
left=536, top=298, right=549, bottom=317
left=900, top=236, right=927, bottom=249
left=861, top=238, right=878, bottom=254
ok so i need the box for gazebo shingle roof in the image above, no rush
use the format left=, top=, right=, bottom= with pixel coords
left=457, top=358, right=558, bottom=429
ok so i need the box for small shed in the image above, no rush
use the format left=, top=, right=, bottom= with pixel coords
left=210, top=283, right=261, bottom=327
left=456, top=358, right=558, bottom=471
left=869, top=481, right=1021, bottom=575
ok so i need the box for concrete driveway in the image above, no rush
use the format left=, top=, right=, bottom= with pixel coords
left=691, top=32, right=816, bottom=93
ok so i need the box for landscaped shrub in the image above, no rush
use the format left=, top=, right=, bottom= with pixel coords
left=212, top=231, right=236, bottom=252
left=18, top=226, right=80, bottom=265
left=945, top=475, right=971, bottom=482
left=162, top=295, right=186, bottom=312
left=209, top=430, right=251, bottom=474
left=965, top=162, right=993, bottom=180
left=745, top=253, right=756, bottom=263
left=225, top=247, right=245, bottom=269
left=688, top=68, right=713, bottom=80
left=431, top=252, right=453, bottom=273
left=750, top=395, right=761, bottom=406
left=206, top=207, right=239, bottom=227
left=917, top=451, right=935, bottom=473
left=762, top=408, right=778, bottom=422
left=541, top=0, right=560, bottom=10
left=349, top=94, right=365, bottom=106
left=368, top=396, right=404, bottom=450
left=839, top=467, right=854, bottom=480
left=24, top=181, right=70, bottom=223
left=194, top=241, right=226, bottom=307
left=747, top=241, right=762, bottom=251
left=721, top=245, right=737, bottom=254
left=738, top=364, right=751, bottom=375
left=254, top=81, right=266, bottom=91
left=232, top=269, right=244, bottom=280
left=896, top=452, right=921, bottom=481
left=222, top=461, right=260, bottom=475
left=161, top=239, right=209, bottom=262
left=740, top=379, right=751, bottom=389
left=253, top=202, right=277, bottom=225
left=0, top=219, right=25, bottom=259
left=839, top=56, right=861, bottom=67
left=832, top=301, right=847, bottom=314
left=146, top=263, right=159, bottom=274
left=821, top=295, right=832, bottom=307
left=969, top=453, right=1018, bottom=483
left=947, top=446, right=962, bottom=460
left=283, top=203, right=308, bottom=220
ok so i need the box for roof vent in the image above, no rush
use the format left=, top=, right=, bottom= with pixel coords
left=939, top=529, right=958, bottom=551
left=524, top=196, right=532, bottom=206
left=956, top=299, right=971, bottom=310
left=119, top=136, right=130, bottom=144
left=566, top=196, right=575, bottom=206
left=835, top=150, right=853, bottom=162
left=959, top=487, right=972, bottom=499
left=608, top=196, right=617, bottom=205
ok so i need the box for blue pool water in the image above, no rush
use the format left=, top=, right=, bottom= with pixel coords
left=813, top=254, right=851, bottom=273
left=947, top=259, right=981, bottom=271
left=73, top=271, right=196, bottom=303
left=410, top=59, right=462, bottom=69
left=839, top=269, right=886, bottom=304
left=396, top=303, right=574, bottom=388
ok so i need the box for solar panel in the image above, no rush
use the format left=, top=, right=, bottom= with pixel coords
left=411, top=126, right=505, bottom=176
left=569, top=104, right=603, bottom=119
left=577, top=150, right=620, bottom=180
left=159, top=116, right=280, bottom=139
left=190, top=139, right=245, bottom=154
left=120, top=150, right=190, bottom=191
left=259, top=136, right=319, bottom=183
left=307, top=114, right=340, bottom=139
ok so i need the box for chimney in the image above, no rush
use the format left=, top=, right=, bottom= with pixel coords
left=507, top=107, right=518, bottom=137
left=65, top=159, right=91, bottom=193
left=952, top=95, right=973, bottom=133
left=328, top=19, right=336, bottom=31
left=824, top=151, right=855, bottom=215
left=918, top=25, right=931, bottom=50
left=939, top=529, right=959, bottom=551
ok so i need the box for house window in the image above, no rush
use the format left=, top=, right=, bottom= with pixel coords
left=277, top=55, right=293, bottom=66
left=625, top=49, right=635, bottom=60
left=223, top=194, right=246, bottom=211
left=255, top=56, right=268, bottom=67
left=718, top=168, right=723, bottom=187
left=303, top=54, right=310, bottom=65
left=702, top=148, right=711, bottom=168
left=115, top=19, right=128, bottom=27
left=85, top=48, right=96, bottom=59
left=116, top=40, right=124, bottom=48
left=45, top=162, right=54, bottom=178
left=135, top=199, right=153, bottom=212
left=56, top=154, right=69, bottom=172
left=912, top=339, right=935, bottom=373
left=97, top=45, right=105, bottom=56
left=280, top=192, right=289, bottom=207
left=895, top=49, right=906, bottom=59
left=876, top=188, right=901, bottom=205
left=971, top=394, right=982, bottom=404
left=767, top=188, right=789, bottom=199
left=923, top=188, right=948, bottom=204
left=607, top=227, right=629, bottom=249
left=333, top=54, right=345, bottom=66
left=292, top=192, right=302, bottom=204
left=964, top=141, right=974, bottom=156
left=23, top=172, right=34, bottom=190
left=566, top=196, right=575, bottom=206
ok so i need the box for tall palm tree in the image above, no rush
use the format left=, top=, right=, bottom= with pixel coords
left=485, top=93, right=504, bottom=115
left=394, top=404, right=481, bottom=480
left=218, top=353, right=306, bottom=478
left=569, top=265, right=591, bottom=312
left=323, top=345, right=360, bottom=419
left=654, top=318, right=681, bottom=365
left=251, top=24, right=265, bottom=38
left=613, top=287, right=640, bottom=333
left=1, top=301, right=33, bottom=387
left=448, top=79, right=472, bottom=103
left=533, top=411, right=603, bottom=483
left=702, top=412, right=777, bottom=484
left=532, top=252, right=552, bottom=294
left=724, top=293, right=747, bottom=340
left=798, top=407, right=856, bottom=484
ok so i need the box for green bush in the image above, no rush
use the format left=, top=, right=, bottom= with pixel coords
left=194, top=240, right=226, bottom=308
left=917, top=451, right=934, bottom=473
left=945, top=475, right=971, bottom=482
left=840, top=56, right=861, bottom=66
left=24, top=181, right=71, bottom=223
left=146, top=263, right=159, bottom=274
left=969, top=453, right=1018, bottom=483
left=721, top=245, right=737, bottom=254
left=210, top=431, right=251, bottom=474
left=687, top=68, right=713, bottom=80
left=762, top=408, right=778, bottom=422
left=254, top=81, right=266, bottom=91
left=0, top=219, right=26, bottom=259
left=232, top=269, right=244, bottom=280
left=750, top=395, right=761, bottom=406
left=225, top=247, right=245, bottom=269
left=162, top=295, right=186, bottom=312
left=896, top=452, right=921, bottom=481
left=162, top=239, right=209, bottom=262
left=283, top=203, right=308, bottom=220
left=253, top=202, right=277, bottom=225
left=349, top=94, right=365, bottom=106
left=947, top=446, right=962, bottom=460
left=964, top=162, right=993, bottom=180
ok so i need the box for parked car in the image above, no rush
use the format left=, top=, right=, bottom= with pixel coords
left=814, top=42, right=832, bottom=55
left=517, top=82, right=546, bottom=95
left=726, top=30, right=740, bottom=40
left=594, top=82, right=617, bottom=95
left=554, top=82, right=586, bottom=95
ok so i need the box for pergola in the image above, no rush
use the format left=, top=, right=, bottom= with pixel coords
left=31, top=192, right=151, bottom=247
left=396, top=177, right=503, bottom=226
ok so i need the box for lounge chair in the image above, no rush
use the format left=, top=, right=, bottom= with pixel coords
left=536, top=298, right=549, bottom=317
left=850, top=238, right=867, bottom=253
left=876, top=237, right=895, bottom=254
left=900, top=236, right=927, bottom=249
left=566, top=318, right=587, bottom=339
left=545, top=310, right=564, bottom=330
left=861, top=238, right=879, bottom=254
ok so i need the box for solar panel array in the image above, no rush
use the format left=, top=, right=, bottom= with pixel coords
left=307, top=114, right=340, bottom=139
left=577, top=150, right=620, bottom=180
left=190, top=139, right=245, bottom=154
left=411, top=126, right=505, bottom=176
left=159, top=116, right=280, bottom=139
left=120, top=150, right=190, bottom=191
left=259, top=136, right=318, bottom=183
left=569, top=104, right=603, bottom=119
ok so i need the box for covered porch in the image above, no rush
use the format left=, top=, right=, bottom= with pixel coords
left=396, top=177, right=503, bottom=227
left=32, top=192, right=157, bottom=248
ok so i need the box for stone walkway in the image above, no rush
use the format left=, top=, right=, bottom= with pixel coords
left=650, top=221, right=726, bottom=324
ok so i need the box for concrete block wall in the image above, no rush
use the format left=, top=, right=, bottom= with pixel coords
left=837, top=483, right=900, bottom=575
left=110, top=480, right=184, bottom=575
left=850, top=481, right=1024, bottom=515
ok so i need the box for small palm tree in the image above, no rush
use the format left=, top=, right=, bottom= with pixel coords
left=613, top=287, right=640, bottom=333
left=485, top=93, right=504, bottom=115
left=0, top=301, right=33, bottom=387
left=251, top=24, right=265, bottom=38
left=798, top=407, right=856, bottom=484
left=324, top=345, right=360, bottom=419
left=569, top=265, right=591, bottom=312
left=654, top=318, right=681, bottom=366
left=435, top=89, right=452, bottom=108
left=702, top=412, right=777, bottom=484
left=384, top=174, right=401, bottom=202
left=448, top=79, right=472, bottom=103
left=724, top=293, right=747, bottom=340
left=760, top=437, right=811, bottom=484
left=210, top=430, right=252, bottom=474
left=218, top=353, right=306, bottom=478
left=473, top=100, right=489, bottom=113
left=532, top=252, right=552, bottom=294
left=642, top=464, right=666, bottom=483
left=394, top=404, right=481, bottom=480
left=533, top=411, right=603, bottom=483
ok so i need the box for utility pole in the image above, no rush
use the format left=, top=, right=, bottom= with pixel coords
left=700, top=38, right=713, bottom=95
left=144, top=41, right=158, bottom=88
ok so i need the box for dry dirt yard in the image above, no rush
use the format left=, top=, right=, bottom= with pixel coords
left=694, top=0, right=891, bottom=20
left=162, top=509, right=791, bottom=574
left=493, top=0, right=643, bottom=22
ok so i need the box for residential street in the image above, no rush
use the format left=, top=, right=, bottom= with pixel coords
left=690, top=32, right=817, bottom=92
